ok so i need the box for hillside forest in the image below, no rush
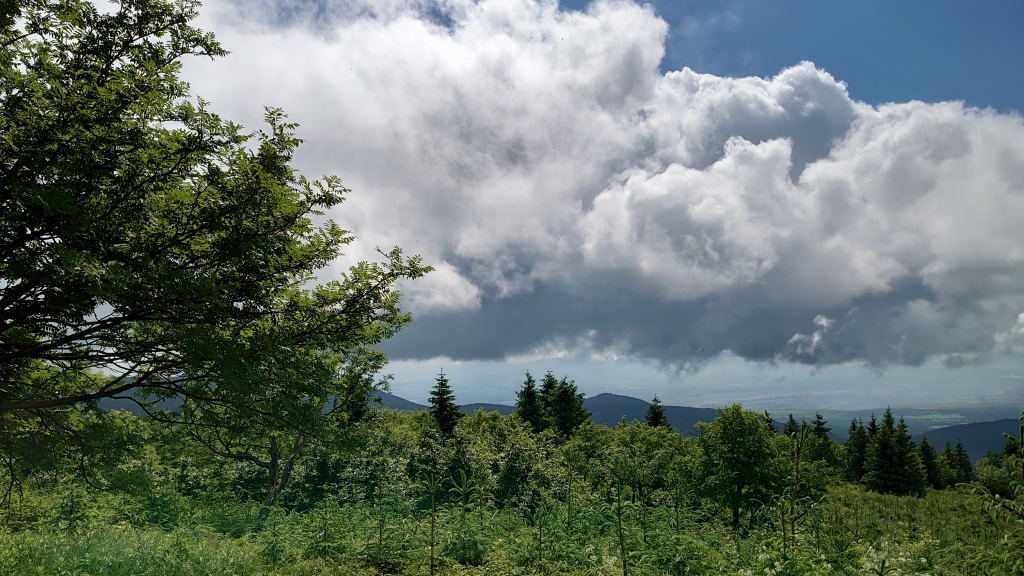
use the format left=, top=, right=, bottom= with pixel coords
left=1, top=1, right=1023, bottom=575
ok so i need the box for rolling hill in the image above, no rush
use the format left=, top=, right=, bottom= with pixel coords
left=372, top=391, right=717, bottom=436
left=583, top=393, right=718, bottom=435
left=107, top=389, right=1015, bottom=461
left=913, top=419, right=1020, bottom=461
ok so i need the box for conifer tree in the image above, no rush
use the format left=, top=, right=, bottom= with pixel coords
left=894, top=416, right=928, bottom=496
left=845, top=418, right=869, bottom=482
left=540, top=372, right=560, bottom=420
left=864, top=408, right=926, bottom=496
left=783, top=414, right=800, bottom=437
left=953, top=438, right=974, bottom=482
left=807, top=412, right=835, bottom=462
left=515, top=371, right=544, bottom=433
left=919, top=435, right=943, bottom=489
left=644, top=395, right=671, bottom=430
left=550, top=376, right=590, bottom=438
left=942, top=440, right=954, bottom=463
left=867, top=414, right=879, bottom=439
left=763, top=411, right=777, bottom=433
left=940, top=441, right=959, bottom=484
left=938, top=439, right=975, bottom=483
left=429, top=369, right=462, bottom=437
left=811, top=413, right=831, bottom=439
left=864, top=410, right=898, bottom=494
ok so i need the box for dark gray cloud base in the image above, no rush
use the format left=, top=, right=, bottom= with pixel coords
left=188, top=0, right=1024, bottom=369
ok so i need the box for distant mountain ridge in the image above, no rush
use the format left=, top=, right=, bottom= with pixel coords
left=913, top=419, right=1020, bottom=462
left=583, top=393, right=718, bottom=435
left=370, top=391, right=429, bottom=412
left=371, top=391, right=717, bottom=436
left=371, top=391, right=1017, bottom=458
left=101, top=390, right=1013, bottom=462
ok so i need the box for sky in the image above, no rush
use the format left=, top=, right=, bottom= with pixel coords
left=181, top=0, right=1024, bottom=410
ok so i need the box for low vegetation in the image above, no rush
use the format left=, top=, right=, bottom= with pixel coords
left=1, top=373, right=1022, bottom=575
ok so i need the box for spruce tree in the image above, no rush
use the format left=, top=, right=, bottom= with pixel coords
left=811, top=413, right=831, bottom=439
left=867, top=414, right=879, bottom=439
left=540, top=371, right=560, bottom=421
left=953, top=438, right=974, bottom=482
left=645, top=395, right=671, bottom=429
left=942, top=440, right=954, bottom=464
left=515, top=371, right=544, bottom=433
left=763, top=411, right=777, bottom=434
left=429, top=369, right=462, bottom=437
left=783, top=414, right=800, bottom=437
left=919, top=435, right=943, bottom=489
left=550, top=376, right=590, bottom=438
left=864, top=409, right=899, bottom=494
left=894, top=416, right=927, bottom=496
left=807, top=412, right=834, bottom=462
left=845, top=418, right=868, bottom=482
left=864, top=408, right=926, bottom=496
left=940, top=441, right=960, bottom=485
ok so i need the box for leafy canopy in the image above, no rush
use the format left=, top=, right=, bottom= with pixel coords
left=697, top=404, right=779, bottom=528
left=0, top=0, right=429, bottom=483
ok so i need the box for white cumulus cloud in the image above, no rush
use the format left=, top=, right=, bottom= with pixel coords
left=183, top=0, right=1024, bottom=368
left=996, top=313, right=1024, bottom=355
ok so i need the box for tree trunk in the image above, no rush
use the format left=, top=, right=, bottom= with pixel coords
left=260, top=434, right=308, bottom=519
left=259, top=436, right=281, bottom=519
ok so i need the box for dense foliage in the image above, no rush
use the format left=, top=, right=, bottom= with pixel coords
left=0, top=0, right=428, bottom=496
left=644, top=395, right=670, bottom=430
left=514, top=372, right=590, bottom=439
left=429, top=370, right=462, bottom=437
left=2, top=401, right=1022, bottom=575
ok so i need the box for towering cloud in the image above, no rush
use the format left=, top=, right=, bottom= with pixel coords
left=187, top=0, right=1024, bottom=369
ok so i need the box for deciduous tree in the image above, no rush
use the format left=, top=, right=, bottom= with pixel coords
left=697, top=404, right=778, bottom=528
left=0, top=0, right=428, bottom=485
